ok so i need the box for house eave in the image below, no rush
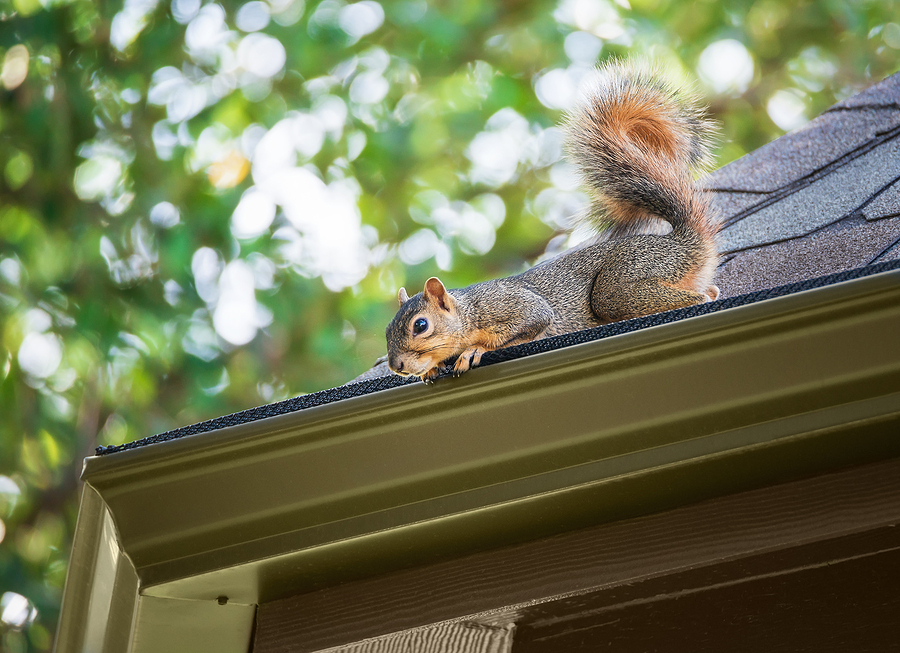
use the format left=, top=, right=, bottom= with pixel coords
left=56, top=268, right=900, bottom=653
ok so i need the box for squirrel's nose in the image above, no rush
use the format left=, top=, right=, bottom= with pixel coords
left=389, top=357, right=404, bottom=373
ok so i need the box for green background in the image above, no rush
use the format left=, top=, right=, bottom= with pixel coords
left=0, top=0, right=897, bottom=648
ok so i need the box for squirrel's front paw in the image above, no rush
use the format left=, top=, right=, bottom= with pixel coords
left=452, top=346, right=487, bottom=376
left=421, top=367, right=442, bottom=384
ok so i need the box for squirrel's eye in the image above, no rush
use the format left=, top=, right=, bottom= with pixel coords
left=412, top=318, right=429, bottom=335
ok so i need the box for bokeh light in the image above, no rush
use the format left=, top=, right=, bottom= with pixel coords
left=1, top=45, right=29, bottom=90
left=767, top=89, right=808, bottom=131
left=339, top=1, right=385, bottom=42
left=697, top=39, right=755, bottom=96
left=236, top=1, right=271, bottom=31
left=1, top=592, right=37, bottom=630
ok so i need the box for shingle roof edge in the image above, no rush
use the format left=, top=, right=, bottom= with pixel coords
left=95, top=257, right=900, bottom=456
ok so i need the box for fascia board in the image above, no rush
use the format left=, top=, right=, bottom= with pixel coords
left=55, top=484, right=139, bottom=653
left=59, top=269, right=900, bottom=650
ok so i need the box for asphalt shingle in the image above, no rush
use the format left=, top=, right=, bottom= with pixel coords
left=714, top=214, right=900, bottom=297
left=704, top=107, right=900, bottom=192
left=863, top=178, right=900, bottom=221
left=878, top=239, right=900, bottom=262
left=717, top=137, right=900, bottom=253
left=707, top=190, right=769, bottom=223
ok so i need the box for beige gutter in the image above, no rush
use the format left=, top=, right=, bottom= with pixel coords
left=56, top=269, right=900, bottom=653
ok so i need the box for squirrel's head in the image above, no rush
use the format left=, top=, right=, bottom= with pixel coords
left=385, top=277, right=463, bottom=378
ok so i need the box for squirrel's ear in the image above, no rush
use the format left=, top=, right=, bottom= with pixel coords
left=397, top=287, right=409, bottom=306
left=424, top=277, right=453, bottom=312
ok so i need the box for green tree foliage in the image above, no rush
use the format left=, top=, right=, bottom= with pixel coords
left=0, top=0, right=898, bottom=647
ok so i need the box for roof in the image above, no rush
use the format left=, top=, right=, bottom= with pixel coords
left=57, top=74, right=900, bottom=653
left=708, top=73, right=900, bottom=294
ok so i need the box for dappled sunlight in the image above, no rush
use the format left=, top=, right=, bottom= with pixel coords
left=110, top=0, right=160, bottom=51
left=0, top=258, right=23, bottom=286
left=18, top=333, right=62, bottom=381
left=698, top=39, right=755, bottom=96
left=213, top=260, right=273, bottom=345
left=468, top=110, right=564, bottom=188
left=1, top=45, right=29, bottom=90
left=399, top=228, right=447, bottom=267
left=99, top=222, right=159, bottom=284
left=767, top=89, right=808, bottom=131
left=554, top=0, right=627, bottom=40
left=185, top=4, right=231, bottom=63
left=192, top=247, right=224, bottom=304
left=207, top=149, right=251, bottom=188
left=534, top=66, right=593, bottom=110
left=236, top=32, right=286, bottom=79
left=171, top=0, right=201, bottom=23
left=532, top=161, right=589, bottom=238
left=231, top=188, right=277, bottom=239
left=1, top=593, right=37, bottom=630
left=339, top=1, right=384, bottom=43
left=149, top=201, right=181, bottom=228
left=564, top=30, right=603, bottom=64
left=235, top=0, right=270, bottom=31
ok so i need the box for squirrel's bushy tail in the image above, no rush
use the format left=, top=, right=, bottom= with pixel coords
left=564, top=60, right=718, bottom=241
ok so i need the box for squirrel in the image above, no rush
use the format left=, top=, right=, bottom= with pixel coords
left=385, top=60, right=720, bottom=382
